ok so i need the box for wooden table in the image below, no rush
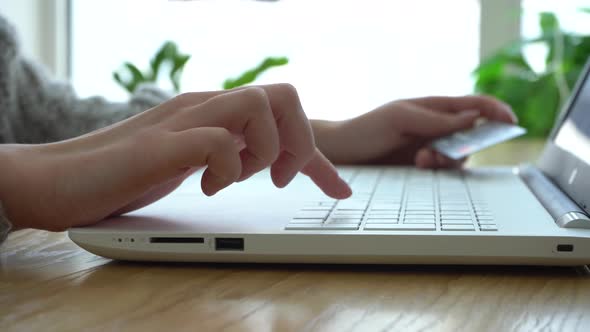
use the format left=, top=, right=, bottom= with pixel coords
left=3, top=139, right=590, bottom=332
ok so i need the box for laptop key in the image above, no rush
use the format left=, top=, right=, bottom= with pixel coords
left=321, top=224, right=360, bottom=230
left=301, top=207, right=332, bottom=211
left=441, top=215, right=473, bottom=220
left=367, top=211, right=401, bottom=216
left=404, top=219, right=436, bottom=224
left=405, top=213, right=435, bottom=218
left=365, top=218, right=399, bottom=224
left=295, top=211, right=330, bottom=219
left=370, top=203, right=401, bottom=210
left=441, top=224, right=475, bottom=231
left=335, top=200, right=369, bottom=210
left=331, top=210, right=364, bottom=216
left=365, top=214, right=399, bottom=219
left=441, top=211, right=471, bottom=215
left=479, top=225, right=498, bottom=231
left=441, top=219, right=474, bottom=225
left=405, top=209, right=435, bottom=213
left=478, top=220, right=496, bottom=225
left=441, top=208, right=470, bottom=212
left=289, top=218, right=325, bottom=224
left=326, top=217, right=362, bottom=224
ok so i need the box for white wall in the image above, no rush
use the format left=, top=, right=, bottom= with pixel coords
left=0, top=0, right=69, bottom=79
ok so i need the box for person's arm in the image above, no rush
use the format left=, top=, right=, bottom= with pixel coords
left=310, top=96, right=516, bottom=167
left=0, top=15, right=171, bottom=243
left=310, top=119, right=344, bottom=163
left=4, top=59, right=171, bottom=144
left=0, top=15, right=170, bottom=145
left=0, top=85, right=351, bottom=233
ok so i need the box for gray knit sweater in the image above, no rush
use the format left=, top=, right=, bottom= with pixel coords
left=0, top=15, right=170, bottom=238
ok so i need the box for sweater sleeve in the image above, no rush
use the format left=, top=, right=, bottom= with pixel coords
left=2, top=57, right=172, bottom=144
left=0, top=14, right=171, bottom=144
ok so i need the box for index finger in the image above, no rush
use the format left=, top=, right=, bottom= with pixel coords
left=301, top=149, right=352, bottom=199
left=252, top=84, right=352, bottom=198
left=405, top=95, right=517, bottom=124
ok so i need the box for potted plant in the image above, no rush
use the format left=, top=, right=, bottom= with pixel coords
left=113, top=41, right=288, bottom=94
left=473, top=10, right=590, bottom=137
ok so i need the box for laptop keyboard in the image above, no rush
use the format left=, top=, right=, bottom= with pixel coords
left=285, top=168, right=498, bottom=232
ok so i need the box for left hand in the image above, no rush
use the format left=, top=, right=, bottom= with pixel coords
left=314, top=95, right=516, bottom=168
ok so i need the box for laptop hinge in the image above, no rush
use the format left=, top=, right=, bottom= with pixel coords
left=518, top=164, right=590, bottom=229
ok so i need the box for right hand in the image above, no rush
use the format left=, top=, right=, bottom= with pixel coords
left=0, top=84, right=352, bottom=231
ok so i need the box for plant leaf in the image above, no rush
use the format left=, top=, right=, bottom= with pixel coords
left=540, top=12, right=559, bottom=36
left=223, top=56, right=289, bottom=90
left=124, top=62, right=145, bottom=82
left=113, top=72, right=133, bottom=93
left=473, top=9, right=590, bottom=138
left=170, top=55, right=191, bottom=92
left=150, top=41, right=178, bottom=81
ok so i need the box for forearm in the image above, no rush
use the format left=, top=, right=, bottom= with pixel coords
left=311, top=119, right=350, bottom=164
left=0, top=145, right=22, bottom=232
left=0, top=142, right=84, bottom=232
left=0, top=147, right=13, bottom=242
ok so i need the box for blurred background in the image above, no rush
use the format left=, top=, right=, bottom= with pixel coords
left=1, top=0, right=589, bottom=136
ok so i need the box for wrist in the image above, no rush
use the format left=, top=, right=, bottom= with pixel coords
left=311, top=119, right=348, bottom=164
left=0, top=145, right=24, bottom=230
left=0, top=144, right=49, bottom=230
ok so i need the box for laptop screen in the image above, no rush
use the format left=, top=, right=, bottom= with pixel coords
left=538, top=60, right=590, bottom=213
left=554, top=67, right=590, bottom=165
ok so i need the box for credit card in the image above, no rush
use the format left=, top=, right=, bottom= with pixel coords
left=431, top=121, right=527, bottom=160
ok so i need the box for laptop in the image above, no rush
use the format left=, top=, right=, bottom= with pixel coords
left=68, top=61, right=590, bottom=266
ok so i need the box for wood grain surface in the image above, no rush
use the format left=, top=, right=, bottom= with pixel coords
left=3, top=139, right=590, bottom=332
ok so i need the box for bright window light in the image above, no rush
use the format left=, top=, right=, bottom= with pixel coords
left=71, top=0, right=480, bottom=120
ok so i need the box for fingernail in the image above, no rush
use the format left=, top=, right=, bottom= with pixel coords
left=232, top=134, right=247, bottom=151
left=205, top=174, right=230, bottom=195
left=339, top=177, right=353, bottom=198
left=275, top=170, right=298, bottom=188
left=237, top=171, right=254, bottom=182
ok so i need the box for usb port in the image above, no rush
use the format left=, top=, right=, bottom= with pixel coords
left=215, top=238, right=244, bottom=251
left=556, top=244, right=574, bottom=252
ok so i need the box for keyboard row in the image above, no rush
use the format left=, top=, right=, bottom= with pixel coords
left=285, top=220, right=498, bottom=231
left=288, top=207, right=497, bottom=231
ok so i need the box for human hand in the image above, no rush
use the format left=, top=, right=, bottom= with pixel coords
left=0, top=84, right=352, bottom=231
left=314, top=95, right=516, bottom=168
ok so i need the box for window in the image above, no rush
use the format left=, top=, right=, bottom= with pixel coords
left=71, top=0, right=480, bottom=120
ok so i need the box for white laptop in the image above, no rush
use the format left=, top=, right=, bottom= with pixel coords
left=69, top=61, right=590, bottom=266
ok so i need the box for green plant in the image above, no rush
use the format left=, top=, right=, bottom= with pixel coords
left=223, top=56, right=289, bottom=90
left=114, top=41, right=190, bottom=93
left=114, top=41, right=289, bottom=94
left=473, top=9, right=590, bottom=137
